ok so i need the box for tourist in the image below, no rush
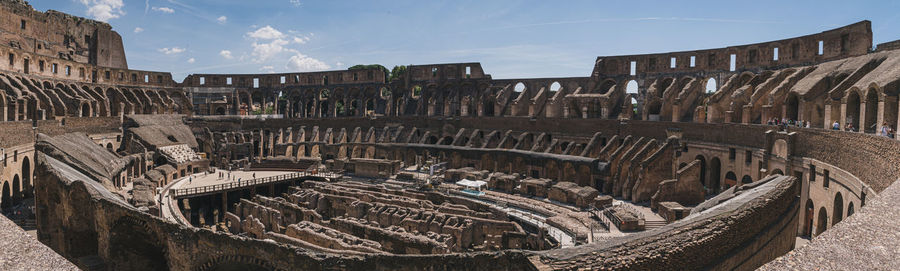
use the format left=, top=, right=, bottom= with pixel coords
left=832, top=121, right=840, bottom=130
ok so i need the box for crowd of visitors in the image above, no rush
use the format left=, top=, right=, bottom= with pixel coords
left=768, top=117, right=895, bottom=138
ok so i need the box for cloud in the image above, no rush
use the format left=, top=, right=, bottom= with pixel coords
left=152, top=6, right=175, bottom=14
left=187, top=58, right=196, bottom=64
left=336, top=61, right=344, bottom=67
left=78, top=0, right=125, bottom=22
left=219, top=50, right=234, bottom=59
left=251, top=39, right=292, bottom=63
left=217, top=16, right=227, bottom=24
left=292, top=36, right=311, bottom=44
left=134, top=27, right=144, bottom=33
left=290, top=0, right=302, bottom=7
left=247, top=25, right=285, bottom=40
left=260, top=66, right=275, bottom=73
left=158, top=47, right=185, bottom=55
left=287, top=53, right=330, bottom=71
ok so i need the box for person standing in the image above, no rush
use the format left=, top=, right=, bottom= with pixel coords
left=833, top=121, right=840, bottom=130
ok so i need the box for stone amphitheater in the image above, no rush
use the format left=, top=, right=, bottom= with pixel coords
left=1, top=1, right=899, bottom=270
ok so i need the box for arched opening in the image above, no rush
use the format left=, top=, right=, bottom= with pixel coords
left=514, top=82, right=525, bottom=93
left=709, top=157, right=722, bottom=194
left=741, top=175, right=753, bottom=184
left=647, top=100, right=662, bottom=121
left=319, top=101, right=328, bottom=117
left=847, top=202, right=854, bottom=217
left=786, top=93, right=800, bottom=121
left=550, top=82, right=561, bottom=92
left=804, top=199, right=814, bottom=237
left=724, top=171, right=737, bottom=190
left=0, top=182, right=9, bottom=209
left=81, top=103, right=91, bottom=117
left=771, top=168, right=784, bottom=176
left=832, top=193, right=844, bottom=226
left=215, top=107, right=226, bottom=115
left=483, top=99, right=495, bottom=116
left=816, top=207, right=828, bottom=235
left=12, top=175, right=21, bottom=204
left=846, top=90, right=861, bottom=131
left=864, top=88, right=878, bottom=133
left=694, top=155, right=707, bottom=189
left=108, top=218, right=168, bottom=270
left=411, top=85, right=422, bottom=98
left=626, top=80, right=638, bottom=94
left=106, top=143, right=114, bottom=152
left=21, top=157, right=31, bottom=198
left=335, top=101, right=345, bottom=116
left=365, top=99, right=375, bottom=116
left=705, top=78, right=717, bottom=93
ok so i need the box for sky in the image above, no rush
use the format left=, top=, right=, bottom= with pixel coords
left=29, top=0, right=900, bottom=83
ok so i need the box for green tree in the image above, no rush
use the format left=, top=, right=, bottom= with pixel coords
left=389, top=65, right=407, bottom=82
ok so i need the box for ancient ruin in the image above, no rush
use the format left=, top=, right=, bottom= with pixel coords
left=1, top=0, right=900, bottom=270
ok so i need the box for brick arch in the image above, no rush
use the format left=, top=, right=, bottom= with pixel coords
left=196, top=255, right=283, bottom=271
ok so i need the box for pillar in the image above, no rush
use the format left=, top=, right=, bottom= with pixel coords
left=840, top=103, right=847, bottom=131
left=824, top=103, right=832, bottom=129
left=877, top=99, right=885, bottom=135
left=859, top=102, right=866, bottom=133
left=672, top=104, right=680, bottom=122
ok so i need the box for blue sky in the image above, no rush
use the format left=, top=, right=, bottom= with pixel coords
left=32, top=1, right=900, bottom=82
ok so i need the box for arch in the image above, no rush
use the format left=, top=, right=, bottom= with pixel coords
left=771, top=168, right=784, bottom=176
left=741, top=175, right=753, bottom=184
left=694, top=155, right=707, bottom=189
left=1, top=182, right=10, bottom=209
left=12, top=175, right=21, bottom=204
left=816, top=207, right=828, bottom=235
left=845, top=89, right=861, bottom=130
left=550, top=82, right=562, bottom=92
left=709, top=157, right=722, bottom=194
left=864, top=87, right=878, bottom=133
left=803, top=199, right=814, bottom=237
left=514, top=82, right=525, bottom=93
left=21, top=157, right=31, bottom=198
left=411, top=85, right=422, bottom=98
left=832, top=192, right=844, bottom=226
left=847, top=202, right=854, bottom=217
left=724, top=171, right=737, bottom=189
left=197, top=255, right=276, bottom=271
left=625, top=80, right=638, bottom=94
left=705, top=77, right=717, bottom=93
left=106, top=143, right=114, bottom=152
left=785, top=92, right=800, bottom=121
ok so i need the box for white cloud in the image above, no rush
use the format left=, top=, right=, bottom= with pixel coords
left=247, top=25, right=285, bottom=40
left=292, top=36, right=311, bottom=44
left=336, top=61, right=344, bottom=67
left=260, top=66, right=275, bottom=73
left=152, top=6, right=175, bottom=14
left=251, top=39, right=292, bottom=63
left=79, top=0, right=125, bottom=22
left=217, top=16, right=227, bottom=24
left=290, top=0, right=302, bottom=7
left=133, top=27, right=144, bottom=33
left=287, top=53, right=330, bottom=71
left=158, top=47, right=185, bottom=55
left=219, top=50, right=234, bottom=59
left=187, top=58, right=196, bottom=64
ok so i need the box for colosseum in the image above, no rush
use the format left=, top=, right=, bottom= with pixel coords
left=0, top=1, right=899, bottom=270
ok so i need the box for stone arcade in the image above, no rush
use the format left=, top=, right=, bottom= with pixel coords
left=0, top=1, right=899, bottom=270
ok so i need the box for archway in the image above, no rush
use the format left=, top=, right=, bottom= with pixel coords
left=705, top=78, right=717, bottom=93
left=846, top=90, right=861, bottom=130
left=741, top=175, right=753, bottom=184
left=22, top=157, right=31, bottom=198
left=108, top=217, right=168, bottom=270
left=694, top=155, right=707, bottom=189
left=816, top=207, right=828, bottom=235
left=107, top=143, right=114, bottom=152
left=804, top=199, right=814, bottom=237
left=11, top=175, right=20, bottom=204
left=626, top=80, right=638, bottom=94
left=771, top=168, right=784, bottom=176
left=1, top=182, right=10, bottom=209
left=81, top=103, right=91, bottom=117
left=786, top=93, right=799, bottom=121
left=832, top=192, right=844, bottom=226
left=550, top=82, right=562, bottom=92
left=724, top=171, right=737, bottom=189
left=864, top=88, right=878, bottom=133
left=709, top=157, right=722, bottom=194
left=847, top=202, right=854, bottom=217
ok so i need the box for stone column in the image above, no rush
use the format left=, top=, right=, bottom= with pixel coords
left=840, top=103, right=847, bottom=131
left=742, top=107, right=751, bottom=124
left=877, top=99, right=885, bottom=135
left=824, top=103, right=832, bottom=129
left=672, top=104, right=680, bottom=122
left=859, top=102, right=867, bottom=133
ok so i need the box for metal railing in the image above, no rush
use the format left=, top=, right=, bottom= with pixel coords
left=170, top=171, right=339, bottom=198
